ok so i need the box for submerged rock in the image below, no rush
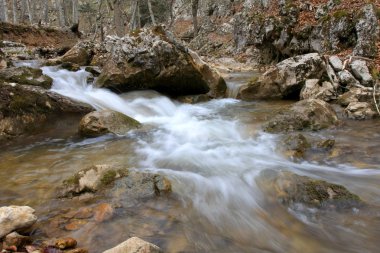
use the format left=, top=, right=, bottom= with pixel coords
left=238, top=53, right=326, bottom=100
left=2, top=232, right=31, bottom=249
left=79, top=110, right=141, bottom=137
left=102, top=237, right=163, bottom=253
left=281, top=134, right=311, bottom=159
left=55, top=237, right=77, bottom=250
left=96, top=27, right=226, bottom=97
left=259, top=170, right=363, bottom=210
left=263, top=99, right=339, bottom=133
left=0, top=67, right=53, bottom=89
left=0, top=206, right=37, bottom=238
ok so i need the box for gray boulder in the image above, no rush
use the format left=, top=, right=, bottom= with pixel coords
left=0, top=206, right=37, bottom=238
left=300, top=79, right=335, bottom=101
left=238, top=53, right=326, bottom=100
left=0, top=67, right=52, bottom=89
left=337, top=70, right=361, bottom=87
left=350, top=60, right=373, bottom=86
left=103, top=237, right=163, bottom=253
left=263, top=99, right=339, bottom=133
left=79, top=110, right=141, bottom=137
left=328, top=56, right=343, bottom=72
left=344, top=102, right=376, bottom=120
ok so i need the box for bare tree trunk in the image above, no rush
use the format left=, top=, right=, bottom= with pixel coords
left=114, top=0, right=124, bottom=37
left=56, top=0, right=66, bottom=26
left=43, top=0, right=49, bottom=24
left=129, top=0, right=138, bottom=30
left=12, top=0, right=17, bottom=24
left=72, top=0, right=79, bottom=24
left=147, top=0, right=156, bottom=26
left=191, top=0, right=199, bottom=36
left=169, top=0, right=175, bottom=27
left=0, top=0, right=8, bottom=22
left=25, top=0, right=33, bottom=24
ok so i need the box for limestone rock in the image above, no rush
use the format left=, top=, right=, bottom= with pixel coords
left=102, top=237, right=163, bottom=253
left=238, top=53, right=326, bottom=100
left=263, top=99, right=339, bottom=133
left=337, top=70, right=361, bottom=87
left=281, top=134, right=311, bottom=159
left=300, top=79, right=335, bottom=101
left=0, top=206, right=37, bottom=238
left=0, top=67, right=52, bottom=89
left=344, top=102, right=376, bottom=120
left=350, top=60, right=373, bottom=87
left=328, top=56, right=343, bottom=72
left=61, top=41, right=94, bottom=66
left=79, top=110, right=141, bottom=137
left=96, top=27, right=225, bottom=98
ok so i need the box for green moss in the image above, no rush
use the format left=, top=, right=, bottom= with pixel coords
left=333, top=10, right=349, bottom=19
left=100, top=170, right=117, bottom=186
left=63, top=173, right=81, bottom=186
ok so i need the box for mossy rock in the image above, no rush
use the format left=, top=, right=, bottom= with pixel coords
left=0, top=67, right=52, bottom=88
left=79, top=110, right=142, bottom=137
left=281, top=134, right=311, bottom=159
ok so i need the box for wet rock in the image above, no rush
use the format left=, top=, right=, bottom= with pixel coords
left=102, top=237, right=163, bottom=253
left=0, top=67, right=53, bottom=89
left=3, top=232, right=31, bottom=249
left=84, top=66, right=101, bottom=77
left=344, top=102, right=376, bottom=120
left=350, top=60, right=373, bottom=87
left=300, top=79, right=335, bottom=101
left=0, top=206, right=37, bottom=238
left=353, top=4, right=379, bottom=58
left=93, top=203, right=114, bottom=223
left=238, top=53, right=326, bottom=100
left=337, top=70, right=361, bottom=88
left=58, top=165, right=129, bottom=197
left=61, top=41, right=94, bottom=66
left=316, top=139, right=335, bottom=150
left=263, top=99, right=339, bottom=133
left=96, top=27, right=225, bottom=97
left=176, top=94, right=211, bottom=104
left=64, top=219, right=88, bottom=231
left=66, top=248, right=88, bottom=253
left=61, top=62, right=80, bottom=72
left=78, top=110, right=141, bottom=137
left=259, top=170, right=363, bottom=210
left=328, top=56, right=343, bottom=72
left=281, top=134, right=311, bottom=159
left=55, top=238, right=77, bottom=250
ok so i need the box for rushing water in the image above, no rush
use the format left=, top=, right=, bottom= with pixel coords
left=1, top=66, right=380, bottom=252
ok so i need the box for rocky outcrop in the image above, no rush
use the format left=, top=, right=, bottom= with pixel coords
left=79, top=110, right=141, bottom=137
left=0, top=67, right=52, bottom=89
left=95, top=27, right=226, bottom=97
left=0, top=206, right=37, bottom=238
left=238, top=53, right=326, bottom=100
left=259, top=170, right=363, bottom=210
left=300, top=79, right=335, bottom=101
left=103, top=237, right=163, bottom=253
left=263, top=99, right=339, bottom=133
left=58, top=165, right=172, bottom=199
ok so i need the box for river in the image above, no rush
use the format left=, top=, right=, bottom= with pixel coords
left=0, top=66, right=380, bottom=252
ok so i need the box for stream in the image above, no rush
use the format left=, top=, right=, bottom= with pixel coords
left=1, top=65, right=380, bottom=253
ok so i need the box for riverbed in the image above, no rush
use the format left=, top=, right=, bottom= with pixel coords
left=1, top=66, right=380, bottom=253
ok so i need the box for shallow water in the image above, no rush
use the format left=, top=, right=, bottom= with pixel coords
left=1, top=67, right=380, bottom=252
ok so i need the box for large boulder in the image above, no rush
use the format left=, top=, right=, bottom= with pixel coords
left=350, top=60, right=374, bottom=87
left=103, top=237, right=163, bottom=253
left=353, top=4, right=379, bottom=58
left=0, top=206, right=37, bottom=238
left=60, top=41, right=94, bottom=66
left=238, top=53, right=326, bottom=100
left=95, top=27, right=226, bottom=97
left=79, top=110, right=141, bottom=137
left=0, top=67, right=52, bottom=89
left=258, top=170, right=363, bottom=210
left=58, top=165, right=172, bottom=199
left=263, top=99, right=339, bottom=133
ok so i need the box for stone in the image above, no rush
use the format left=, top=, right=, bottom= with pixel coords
left=61, top=62, right=81, bottom=72
left=300, top=79, right=335, bottom=101
left=61, top=41, right=94, bottom=66
left=259, top=170, right=363, bottom=210
left=66, top=248, right=88, bottom=253
left=281, top=134, right=311, bottom=159
left=64, top=220, right=88, bottom=231
left=350, top=60, right=373, bottom=87
left=93, top=203, right=114, bottom=223
left=102, top=237, right=163, bottom=253
left=79, top=110, right=141, bottom=137
left=317, top=139, right=335, bottom=150
left=96, top=27, right=225, bottom=98
left=263, top=99, right=339, bottom=133
left=55, top=238, right=77, bottom=250
left=0, top=67, right=53, bottom=89
left=328, top=56, right=343, bottom=72
left=238, top=53, right=326, bottom=100
left=337, top=70, right=361, bottom=87
left=0, top=206, right=37, bottom=238
left=176, top=94, right=211, bottom=104
left=3, top=232, right=31, bottom=249
left=344, top=102, right=376, bottom=120
left=353, top=4, right=379, bottom=58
